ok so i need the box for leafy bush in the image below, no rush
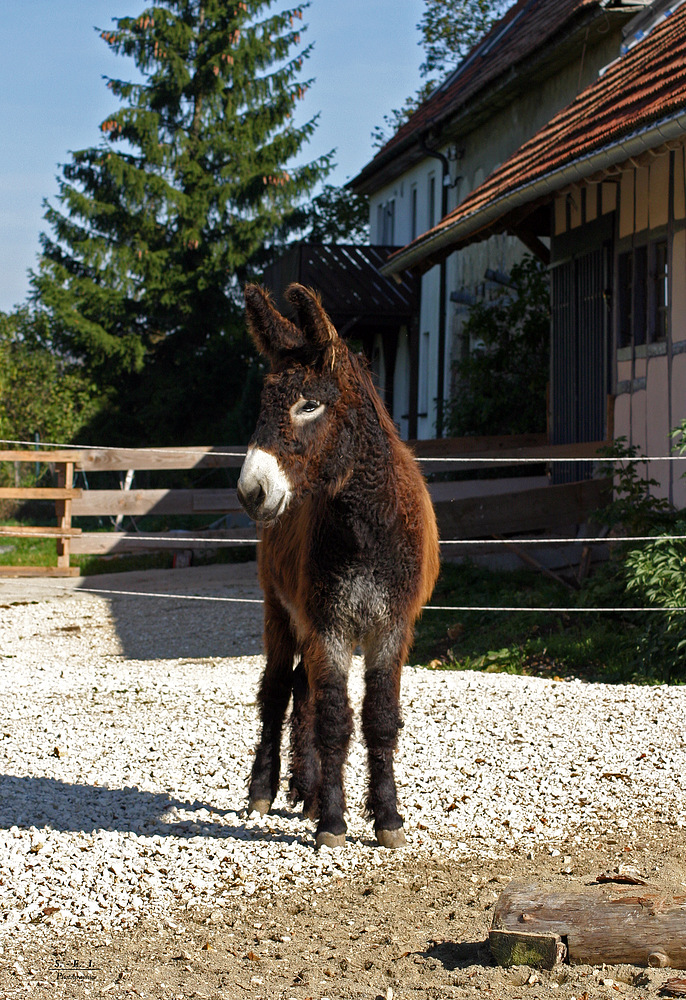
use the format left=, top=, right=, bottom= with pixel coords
left=0, top=308, right=100, bottom=486
left=445, top=255, right=549, bottom=436
left=580, top=435, right=686, bottom=682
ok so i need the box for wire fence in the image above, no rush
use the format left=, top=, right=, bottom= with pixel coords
left=2, top=436, right=685, bottom=614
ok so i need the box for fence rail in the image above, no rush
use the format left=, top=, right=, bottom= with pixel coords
left=0, top=437, right=611, bottom=577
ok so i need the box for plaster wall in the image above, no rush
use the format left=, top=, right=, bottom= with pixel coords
left=367, top=29, right=623, bottom=438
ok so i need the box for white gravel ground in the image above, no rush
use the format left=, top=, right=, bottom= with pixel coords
left=1, top=562, right=686, bottom=941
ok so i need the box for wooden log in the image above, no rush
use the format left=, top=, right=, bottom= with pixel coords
left=491, top=881, right=686, bottom=968
left=489, top=929, right=566, bottom=970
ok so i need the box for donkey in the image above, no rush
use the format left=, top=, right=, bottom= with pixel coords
left=237, top=283, right=440, bottom=849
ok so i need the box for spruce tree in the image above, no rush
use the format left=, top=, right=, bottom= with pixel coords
left=33, top=0, right=331, bottom=398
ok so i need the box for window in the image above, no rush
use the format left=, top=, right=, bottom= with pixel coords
left=652, top=239, right=668, bottom=342
left=379, top=199, right=395, bottom=244
left=376, top=203, right=384, bottom=243
left=410, top=184, right=418, bottom=241
left=418, top=330, right=430, bottom=417
left=617, top=238, right=669, bottom=349
left=428, top=174, right=436, bottom=230
left=617, top=250, right=633, bottom=349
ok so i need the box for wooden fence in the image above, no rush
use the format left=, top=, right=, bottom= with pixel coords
left=0, top=435, right=610, bottom=577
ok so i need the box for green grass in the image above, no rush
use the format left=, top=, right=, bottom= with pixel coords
left=411, top=561, right=647, bottom=683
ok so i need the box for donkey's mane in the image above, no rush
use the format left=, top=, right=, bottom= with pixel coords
left=347, top=348, right=401, bottom=447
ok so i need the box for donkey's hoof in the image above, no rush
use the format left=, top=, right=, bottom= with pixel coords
left=248, top=798, right=272, bottom=817
left=376, top=826, right=407, bottom=849
left=315, top=831, right=346, bottom=850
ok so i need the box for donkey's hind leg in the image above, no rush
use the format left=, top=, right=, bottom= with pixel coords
left=362, top=624, right=411, bottom=848
left=288, top=660, right=321, bottom=820
left=248, top=594, right=295, bottom=816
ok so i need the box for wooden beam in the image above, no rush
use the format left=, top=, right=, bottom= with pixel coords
left=0, top=450, right=86, bottom=464
left=432, top=478, right=610, bottom=539
left=512, top=229, right=551, bottom=265
left=0, top=488, right=82, bottom=501
left=0, top=566, right=80, bottom=578
left=55, top=461, right=74, bottom=570
left=0, top=526, right=82, bottom=537
left=416, top=439, right=607, bottom=474
left=70, top=488, right=242, bottom=517
left=70, top=528, right=257, bottom=555
left=74, top=446, right=247, bottom=472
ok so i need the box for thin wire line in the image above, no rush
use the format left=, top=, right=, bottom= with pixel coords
left=61, top=533, right=686, bottom=546
left=1, top=437, right=683, bottom=464
left=0, top=438, right=247, bottom=459
left=70, top=586, right=686, bottom=614
left=78, top=587, right=264, bottom=605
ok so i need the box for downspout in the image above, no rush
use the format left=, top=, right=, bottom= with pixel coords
left=419, top=137, right=453, bottom=438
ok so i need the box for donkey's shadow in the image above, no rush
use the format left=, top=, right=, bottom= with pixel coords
left=0, top=773, right=303, bottom=846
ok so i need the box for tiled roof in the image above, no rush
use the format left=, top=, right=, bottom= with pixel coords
left=353, top=0, right=605, bottom=187
left=383, top=1, right=686, bottom=274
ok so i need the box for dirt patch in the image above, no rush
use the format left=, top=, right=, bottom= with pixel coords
left=3, top=831, right=685, bottom=999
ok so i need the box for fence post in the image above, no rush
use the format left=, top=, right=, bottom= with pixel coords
left=55, top=461, right=74, bottom=571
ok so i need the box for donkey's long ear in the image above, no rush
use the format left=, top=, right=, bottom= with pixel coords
left=244, top=284, right=304, bottom=359
left=284, top=284, right=339, bottom=358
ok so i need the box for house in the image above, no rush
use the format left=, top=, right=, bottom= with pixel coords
left=350, top=0, right=652, bottom=440
left=380, top=0, right=686, bottom=505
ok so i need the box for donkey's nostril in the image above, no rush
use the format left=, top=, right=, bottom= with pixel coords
left=237, top=481, right=265, bottom=513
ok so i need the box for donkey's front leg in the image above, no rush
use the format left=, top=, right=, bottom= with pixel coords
left=307, top=635, right=353, bottom=849
left=289, top=660, right=321, bottom=820
left=248, top=595, right=295, bottom=816
left=362, top=626, right=410, bottom=848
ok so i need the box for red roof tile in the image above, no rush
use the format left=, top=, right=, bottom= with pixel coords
left=354, top=0, right=603, bottom=184
left=384, top=2, right=686, bottom=272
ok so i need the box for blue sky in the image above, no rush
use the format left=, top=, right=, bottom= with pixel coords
left=0, top=1, right=424, bottom=314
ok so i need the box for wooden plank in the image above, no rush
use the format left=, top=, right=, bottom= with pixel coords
left=410, top=433, right=547, bottom=458
left=71, top=488, right=242, bottom=517
left=0, top=450, right=86, bottom=464
left=0, top=488, right=82, bottom=501
left=55, top=461, right=74, bottom=570
left=0, top=566, right=80, bottom=578
left=0, top=526, right=82, bottom=537
left=70, top=527, right=257, bottom=555
left=415, top=439, right=608, bottom=473
left=492, top=881, right=686, bottom=968
left=432, top=479, right=611, bottom=539
left=74, top=446, right=247, bottom=472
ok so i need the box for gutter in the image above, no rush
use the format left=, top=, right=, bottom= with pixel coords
left=380, top=108, right=686, bottom=277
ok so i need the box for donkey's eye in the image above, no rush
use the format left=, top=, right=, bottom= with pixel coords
left=291, top=397, right=325, bottom=424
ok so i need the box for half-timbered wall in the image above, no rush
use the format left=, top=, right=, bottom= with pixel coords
left=552, top=142, right=686, bottom=505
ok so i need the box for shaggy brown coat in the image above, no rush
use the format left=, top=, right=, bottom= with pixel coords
left=237, top=283, right=440, bottom=848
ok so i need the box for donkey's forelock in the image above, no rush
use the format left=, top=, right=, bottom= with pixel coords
left=244, top=283, right=340, bottom=369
